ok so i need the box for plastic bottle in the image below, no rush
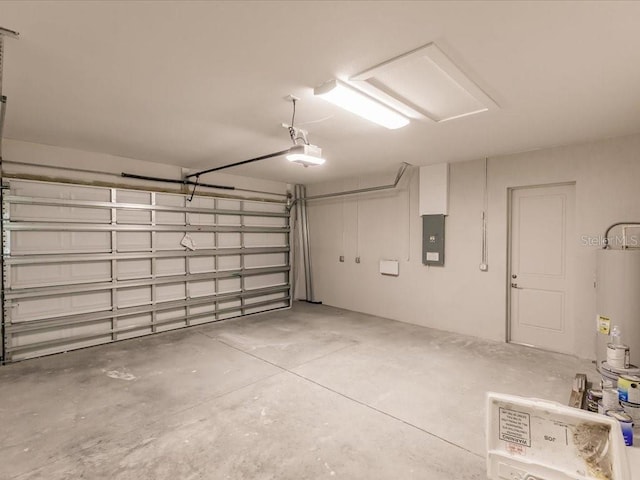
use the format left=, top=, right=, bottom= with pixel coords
left=611, top=325, right=622, bottom=346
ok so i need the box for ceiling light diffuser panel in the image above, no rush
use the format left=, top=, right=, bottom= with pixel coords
left=314, top=79, right=410, bottom=130
left=350, top=42, right=498, bottom=123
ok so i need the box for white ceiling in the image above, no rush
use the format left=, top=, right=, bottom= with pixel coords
left=2, top=1, right=640, bottom=184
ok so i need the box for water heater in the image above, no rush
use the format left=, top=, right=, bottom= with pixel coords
left=596, top=249, right=640, bottom=367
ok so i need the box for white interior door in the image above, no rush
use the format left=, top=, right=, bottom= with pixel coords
left=509, top=184, right=575, bottom=354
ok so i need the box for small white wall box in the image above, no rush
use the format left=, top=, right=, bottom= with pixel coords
left=379, top=260, right=399, bottom=276
left=487, top=392, right=630, bottom=480
left=419, top=163, right=449, bottom=215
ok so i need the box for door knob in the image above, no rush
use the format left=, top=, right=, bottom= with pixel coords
left=512, top=274, right=518, bottom=279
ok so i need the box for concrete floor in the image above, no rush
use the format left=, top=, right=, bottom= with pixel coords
left=0, top=302, right=595, bottom=480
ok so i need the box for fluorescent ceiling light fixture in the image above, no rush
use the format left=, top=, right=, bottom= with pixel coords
left=314, top=79, right=409, bottom=130
left=286, top=144, right=325, bottom=166
left=350, top=42, right=499, bottom=123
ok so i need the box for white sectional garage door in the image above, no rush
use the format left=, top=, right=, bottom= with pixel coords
left=1, top=179, right=291, bottom=362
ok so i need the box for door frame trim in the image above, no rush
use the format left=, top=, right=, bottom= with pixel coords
left=505, top=181, right=576, bottom=345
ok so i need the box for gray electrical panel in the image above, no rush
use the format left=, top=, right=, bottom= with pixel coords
left=422, top=214, right=445, bottom=266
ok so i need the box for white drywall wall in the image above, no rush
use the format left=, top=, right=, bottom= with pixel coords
left=306, top=133, right=640, bottom=359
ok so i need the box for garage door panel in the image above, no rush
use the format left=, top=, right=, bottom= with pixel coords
left=218, top=214, right=241, bottom=226
left=117, top=190, right=151, bottom=204
left=117, top=259, right=152, bottom=280
left=249, top=202, right=285, bottom=214
left=116, top=190, right=152, bottom=224
left=11, top=231, right=62, bottom=255
left=156, top=283, right=186, bottom=302
left=118, top=209, right=151, bottom=224
left=218, top=255, right=241, bottom=270
left=156, top=257, right=186, bottom=276
left=190, top=314, right=216, bottom=326
left=218, top=232, right=241, bottom=247
left=157, top=320, right=187, bottom=332
left=71, top=232, right=111, bottom=250
left=188, top=256, right=216, bottom=274
left=157, top=211, right=185, bottom=225
left=13, top=291, right=112, bottom=322
left=119, top=286, right=152, bottom=307
left=117, top=314, right=153, bottom=339
left=26, top=321, right=113, bottom=342
left=244, top=232, right=287, bottom=247
left=217, top=199, right=241, bottom=210
left=245, top=273, right=287, bottom=290
left=189, top=232, right=216, bottom=248
left=245, top=292, right=288, bottom=305
left=190, top=303, right=216, bottom=316
left=218, top=278, right=241, bottom=293
left=189, top=279, right=216, bottom=298
left=188, top=197, right=215, bottom=209
left=157, top=308, right=187, bottom=322
left=12, top=231, right=111, bottom=254
left=186, top=213, right=216, bottom=225
left=2, top=180, right=290, bottom=362
left=118, top=328, right=151, bottom=340
left=245, top=302, right=287, bottom=314
left=243, top=215, right=286, bottom=227
left=244, top=253, right=286, bottom=268
left=117, top=232, right=151, bottom=251
left=11, top=261, right=112, bottom=288
left=218, top=299, right=242, bottom=319
left=12, top=329, right=112, bottom=361
left=11, top=204, right=111, bottom=223
left=156, top=232, right=185, bottom=250
left=119, top=313, right=153, bottom=329
left=156, top=308, right=188, bottom=332
left=156, top=194, right=184, bottom=207
left=11, top=181, right=110, bottom=201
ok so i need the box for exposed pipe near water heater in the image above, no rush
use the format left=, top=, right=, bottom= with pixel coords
left=603, top=222, right=640, bottom=249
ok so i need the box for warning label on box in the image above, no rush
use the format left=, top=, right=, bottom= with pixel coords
left=499, top=407, right=531, bottom=447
